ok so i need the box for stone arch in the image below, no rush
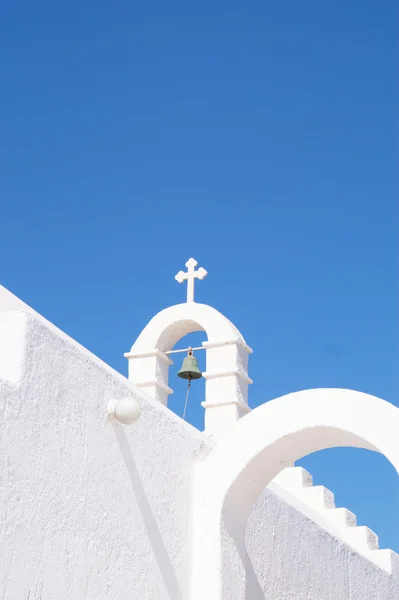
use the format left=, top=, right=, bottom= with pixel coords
left=125, top=303, right=252, bottom=434
left=190, top=388, right=399, bottom=600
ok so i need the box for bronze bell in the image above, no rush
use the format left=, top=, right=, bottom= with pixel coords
left=177, top=348, right=202, bottom=381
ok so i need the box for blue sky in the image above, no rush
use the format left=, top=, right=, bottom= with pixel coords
left=1, top=2, right=397, bottom=552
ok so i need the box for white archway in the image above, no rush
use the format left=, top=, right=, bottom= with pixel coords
left=129, top=303, right=246, bottom=352
left=125, top=303, right=252, bottom=435
left=190, top=388, right=399, bottom=600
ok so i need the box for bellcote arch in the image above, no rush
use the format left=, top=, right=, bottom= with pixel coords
left=125, top=302, right=253, bottom=436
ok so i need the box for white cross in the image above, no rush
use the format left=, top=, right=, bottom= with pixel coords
left=175, top=258, right=208, bottom=303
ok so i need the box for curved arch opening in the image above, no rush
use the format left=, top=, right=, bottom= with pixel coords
left=245, top=446, right=399, bottom=600
left=191, top=390, right=399, bottom=599
left=297, top=446, right=399, bottom=552
left=223, top=425, right=378, bottom=522
left=167, top=331, right=207, bottom=422
left=130, top=302, right=245, bottom=354
left=157, top=319, right=206, bottom=352
left=220, top=433, right=398, bottom=600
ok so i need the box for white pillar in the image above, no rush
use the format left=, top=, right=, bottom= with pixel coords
left=202, top=338, right=253, bottom=437
left=124, top=349, right=173, bottom=406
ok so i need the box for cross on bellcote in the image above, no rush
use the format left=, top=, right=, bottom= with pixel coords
left=175, top=258, right=208, bottom=303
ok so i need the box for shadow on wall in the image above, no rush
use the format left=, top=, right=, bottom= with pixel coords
left=113, top=424, right=183, bottom=600
left=222, top=508, right=266, bottom=599
left=244, top=547, right=266, bottom=599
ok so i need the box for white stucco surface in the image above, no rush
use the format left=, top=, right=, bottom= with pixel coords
left=246, top=486, right=398, bottom=600
left=0, top=310, right=211, bottom=599
left=1, top=298, right=398, bottom=599
left=191, top=389, right=399, bottom=599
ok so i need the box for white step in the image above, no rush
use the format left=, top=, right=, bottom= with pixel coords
left=300, top=485, right=335, bottom=510
left=347, top=526, right=379, bottom=551
left=274, top=466, right=313, bottom=489
left=324, top=507, right=357, bottom=530
left=368, top=548, right=396, bottom=572
left=272, top=466, right=397, bottom=575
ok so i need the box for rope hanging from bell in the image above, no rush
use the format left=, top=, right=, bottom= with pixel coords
left=177, top=347, right=202, bottom=420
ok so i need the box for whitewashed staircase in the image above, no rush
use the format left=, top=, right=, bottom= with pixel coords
left=271, top=466, right=398, bottom=574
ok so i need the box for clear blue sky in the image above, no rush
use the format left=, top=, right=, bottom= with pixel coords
left=1, top=2, right=397, bottom=552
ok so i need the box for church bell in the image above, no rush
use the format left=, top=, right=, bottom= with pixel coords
left=177, top=348, right=202, bottom=381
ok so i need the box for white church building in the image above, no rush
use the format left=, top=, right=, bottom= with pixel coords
left=1, top=258, right=398, bottom=599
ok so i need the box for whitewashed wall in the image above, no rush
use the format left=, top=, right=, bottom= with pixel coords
left=0, top=310, right=209, bottom=600
left=0, top=306, right=397, bottom=599
left=247, top=487, right=397, bottom=600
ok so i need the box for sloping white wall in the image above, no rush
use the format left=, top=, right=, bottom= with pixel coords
left=0, top=310, right=211, bottom=600
left=246, top=486, right=398, bottom=600
left=0, top=308, right=397, bottom=599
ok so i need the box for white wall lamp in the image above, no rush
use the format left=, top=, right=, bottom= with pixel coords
left=107, top=397, right=142, bottom=425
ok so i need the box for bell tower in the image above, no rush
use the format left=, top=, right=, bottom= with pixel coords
left=124, top=258, right=252, bottom=437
